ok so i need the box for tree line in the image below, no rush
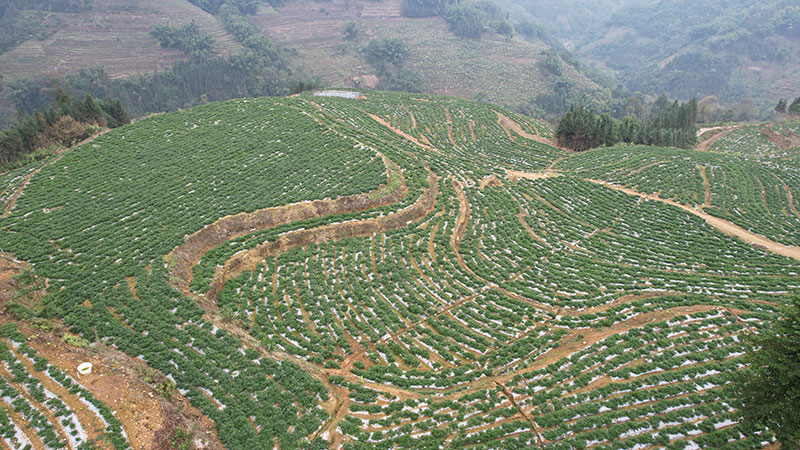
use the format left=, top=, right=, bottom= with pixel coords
left=150, top=21, right=216, bottom=58
left=363, top=38, right=422, bottom=93
left=556, top=99, right=698, bottom=151
left=775, top=97, right=800, bottom=119
left=0, top=88, right=129, bottom=168
left=401, top=0, right=512, bottom=40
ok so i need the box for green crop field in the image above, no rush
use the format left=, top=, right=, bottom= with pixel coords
left=0, top=90, right=796, bottom=449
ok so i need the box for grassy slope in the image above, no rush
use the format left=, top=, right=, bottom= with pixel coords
left=252, top=0, right=602, bottom=107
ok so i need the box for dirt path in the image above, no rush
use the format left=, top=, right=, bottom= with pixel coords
left=1, top=154, right=64, bottom=218
left=444, top=108, right=460, bottom=149
left=0, top=256, right=222, bottom=450
left=469, top=119, right=477, bottom=142
left=698, top=165, right=712, bottom=208
left=1, top=128, right=115, bottom=219
left=202, top=311, right=350, bottom=448
left=479, top=174, right=504, bottom=190
left=450, top=180, right=471, bottom=272
left=755, top=175, right=769, bottom=209
left=625, top=160, right=670, bottom=178
left=6, top=345, right=109, bottom=449
left=402, top=105, right=418, bottom=129
left=452, top=180, right=559, bottom=315
left=515, top=200, right=550, bottom=247
left=505, top=169, right=558, bottom=182
left=774, top=174, right=800, bottom=219
left=546, top=156, right=567, bottom=171
left=697, top=126, right=727, bottom=137
left=495, top=381, right=544, bottom=448
left=367, top=113, right=443, bottom=154
left=496, top=112, right=563, bottom=149
left=695, top=126, right=740, bottom=151
left=585, top=178, right=800, bottom=261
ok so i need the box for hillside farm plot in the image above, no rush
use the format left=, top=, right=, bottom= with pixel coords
left=0, top=324, right=130, bottom=450
left=0, top=91, right=796, bottom=449
left=708, top=123, right=800, bottom=159
left=553, top=146, right=800, bottom=246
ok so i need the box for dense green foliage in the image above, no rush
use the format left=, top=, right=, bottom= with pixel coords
left=0, top=89, right=128, bottom=167
left=790, top=97, right=800, bottom=116
left=442, top=3, right=485, bottom=39
left=343, top=20, right=359, bottom=41
left=150, top=21, right=216, bottom=58
left=364, top=38, right=410, bottom=69
left=557, top=99, right=697, bottom=151
left=364, top=38, right=423, bottom=93
left=0, top=97, right=392, bottom=449
left=732, top=297, right=800, bottom=449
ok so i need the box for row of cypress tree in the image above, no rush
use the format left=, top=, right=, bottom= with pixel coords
left=556, top=99, right=698, bottom=151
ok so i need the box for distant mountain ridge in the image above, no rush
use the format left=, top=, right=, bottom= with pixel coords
left=506, top=0, right=800, bottom=113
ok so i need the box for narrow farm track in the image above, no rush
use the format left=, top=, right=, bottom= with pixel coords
left=698, top=165, right=713, bottom=208
left=496, top=381, right=545, bottom=448
left=775, top=174, right=800, bottom=219
left=505, top=169, right=558, bottom=182
left=6, top=346, right=109, bottom=447
left=496, top=112, right=563, bottom=149
left=204, top=311, right=350, bottom=447
left=586, top=178, right=800, bottom=260
left=367, top=113, right=443, bottom=154
left=695, top=126, right=741, bottom=151
left=1, top=128, right=113, bottom=218
left=1, top=155, right=64, bottom=218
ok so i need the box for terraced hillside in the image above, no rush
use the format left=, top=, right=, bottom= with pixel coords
left=0, top=91, right=798, bottom=449
left=251, top=0, right=603, bottom=107
left=0, top=0, right=242, bottom=80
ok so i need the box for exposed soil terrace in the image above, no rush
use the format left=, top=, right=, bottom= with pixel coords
left=166, top=151, right=406, bottom=294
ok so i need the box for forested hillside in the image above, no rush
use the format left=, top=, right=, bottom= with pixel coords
left=506, top=0, right=800, bottom=115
